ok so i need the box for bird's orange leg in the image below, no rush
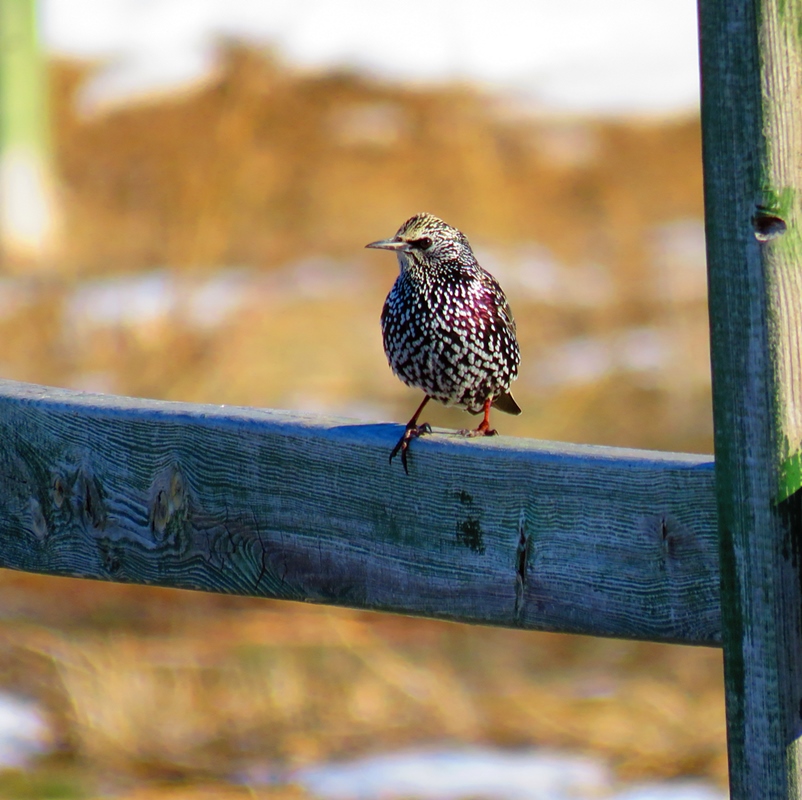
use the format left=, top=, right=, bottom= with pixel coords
left=390, top=395, right=433, bottom=474
left=460, top=398, right=498, bottom=438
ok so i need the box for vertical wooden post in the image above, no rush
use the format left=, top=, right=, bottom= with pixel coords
left=699, top=0, right=802, bottom=796
left=0, top=0, right=59, bottom=268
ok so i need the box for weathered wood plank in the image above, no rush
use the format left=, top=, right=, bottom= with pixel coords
left=0, top=378, right=720, bottom=645
left=699, top=0, right=802, bottom=795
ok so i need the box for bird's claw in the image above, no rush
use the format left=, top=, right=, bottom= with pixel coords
left=390, top=423, right=432, bottom=475
left=457, top=426, right=498, bottom=438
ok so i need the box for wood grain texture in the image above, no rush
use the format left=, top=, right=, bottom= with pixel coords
left=0, top=378, right=720, bottom=645
left=699, top=0, right=802, bottom=795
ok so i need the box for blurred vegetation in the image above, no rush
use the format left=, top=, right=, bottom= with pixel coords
left=0, top=45, right=723, bottom=799
left=50, top=46, right=702, bottom=277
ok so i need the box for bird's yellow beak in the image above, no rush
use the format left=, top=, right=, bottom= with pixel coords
left=365, top=237, right=409, bottom=251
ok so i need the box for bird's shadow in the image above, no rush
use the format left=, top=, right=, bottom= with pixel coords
left=327, top=421, right=474, bottom=447
left=327, top=422, right=406, bottom=445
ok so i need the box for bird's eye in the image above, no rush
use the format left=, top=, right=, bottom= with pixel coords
left=409, top=237, right=433, bottom=250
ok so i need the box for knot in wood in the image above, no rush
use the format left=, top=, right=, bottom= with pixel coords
left=77, top=470, right=106, bottom=531
left=51, top=475, right=66, bottom=509
left=150, top=466, right=188, bottom=538
left=28, top=497, right=47, bottom=540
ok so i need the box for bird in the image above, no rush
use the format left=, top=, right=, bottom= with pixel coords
left=366, top=212, right=521, bottom=474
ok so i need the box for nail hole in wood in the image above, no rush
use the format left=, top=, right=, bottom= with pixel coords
left=753, top=210, right=787, bottom=242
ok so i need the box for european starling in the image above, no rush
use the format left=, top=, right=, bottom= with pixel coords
left=366, top=212, right=521, bottom=473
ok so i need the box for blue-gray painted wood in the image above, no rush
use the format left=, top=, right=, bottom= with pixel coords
left=699, top=0, right=802, bottom=795
left=0, top=379, right=720, bottom=644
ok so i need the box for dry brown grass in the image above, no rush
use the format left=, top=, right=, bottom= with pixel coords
left=0, top=573, right=727, bottom=798
left=48, top=46, right=702, bottom=278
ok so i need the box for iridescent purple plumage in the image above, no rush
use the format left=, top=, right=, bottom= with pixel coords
left=367, top=213, right=521, bottom=473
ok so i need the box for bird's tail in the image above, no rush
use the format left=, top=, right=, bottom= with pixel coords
left=492, top=391, right=522, bottom=416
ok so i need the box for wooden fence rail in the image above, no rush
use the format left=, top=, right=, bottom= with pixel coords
left=0, top=378, right=720, bottom=645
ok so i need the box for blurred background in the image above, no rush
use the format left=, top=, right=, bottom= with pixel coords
left=0, top=1, right=725, bottom=798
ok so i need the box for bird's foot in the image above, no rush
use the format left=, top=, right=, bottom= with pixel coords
left=457, top=422, right=498, bottom=438
left=390, top=422, right=432, bottom=475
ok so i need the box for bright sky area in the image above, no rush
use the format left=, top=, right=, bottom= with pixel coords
left=40, top=0, right=701, bottom=116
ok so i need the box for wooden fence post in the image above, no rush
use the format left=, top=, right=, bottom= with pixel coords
left=699, top=0, right=802, bottom=796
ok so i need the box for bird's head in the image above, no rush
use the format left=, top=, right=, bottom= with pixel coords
left=365, top=213, right=473, bottom=272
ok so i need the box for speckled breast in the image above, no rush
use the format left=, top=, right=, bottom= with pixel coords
left=381, top=271, right=519, bottom=412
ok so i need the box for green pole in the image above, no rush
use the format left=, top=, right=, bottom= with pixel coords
left=0, top=0, right=58, bottom=268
